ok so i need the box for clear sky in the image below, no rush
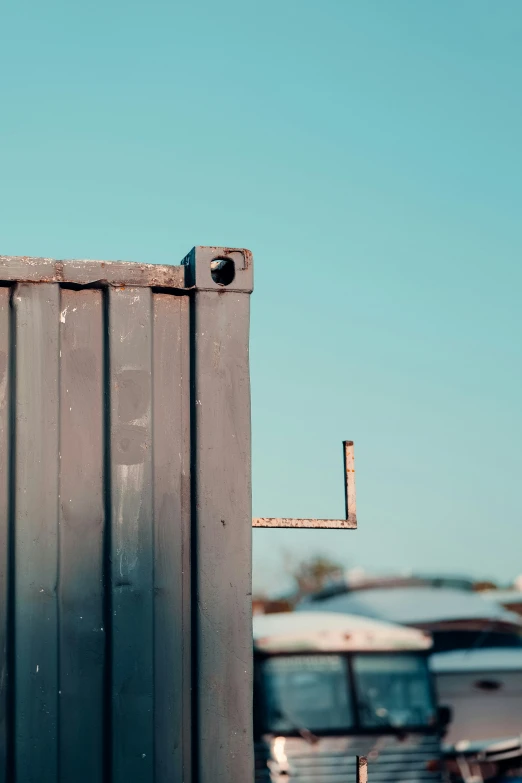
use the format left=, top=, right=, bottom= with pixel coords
left=1, top=1, right=521, bottom=594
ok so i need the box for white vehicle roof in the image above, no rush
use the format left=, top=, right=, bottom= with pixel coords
left=431, top=647, right=522, bottom=674
left=298, top=587, right=522, bottom=628
left=253, top=611, right=432, bottom=653
left=481, top=589, right=522, bottom=606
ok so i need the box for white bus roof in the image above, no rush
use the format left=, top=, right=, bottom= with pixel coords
left=431, top=647, right=522, bottom=674
left=253, top=611, right=432, bottom=653
left=298, top=587, right=522, bottom=628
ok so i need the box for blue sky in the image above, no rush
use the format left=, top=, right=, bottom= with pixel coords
left=1, top=1, right=521, bottom=593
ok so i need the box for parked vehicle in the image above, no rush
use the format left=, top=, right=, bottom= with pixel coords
left=442, top=736, right=522, bottom=783
left=301, top=572, right=476, bottom=601
left=298, top=584, right=522, bottom=783
left=432, top=648, right=522, bottom=783
left=298, top=586, right=522, bottom=654
left=253, top=611, right=449, bottom=782
left=480, top=590, right=522, bottom=620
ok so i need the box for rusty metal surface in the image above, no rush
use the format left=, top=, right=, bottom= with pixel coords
left=0, top=247, right=254, bottom=783
left=252, top=517, right=357, bottom=529
left=357, top=755, right=368, bottom=783
left=253, top=441, right=357, bottom=529
left=0, top=255, right=186, bottom=288
left=182, top=245, right=253, bottom=292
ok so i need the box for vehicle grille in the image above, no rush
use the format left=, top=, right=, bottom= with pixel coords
left=255, top=734, right=443, bottom=783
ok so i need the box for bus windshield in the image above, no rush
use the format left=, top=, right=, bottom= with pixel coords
left=262, top=654, right=354, bottom=733
left=353, top=654, right=436, bottom=729
left=260, top=652, right=437, bottom=734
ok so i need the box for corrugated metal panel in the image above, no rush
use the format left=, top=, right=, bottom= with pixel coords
left=0, top=247, right=254, bottom=783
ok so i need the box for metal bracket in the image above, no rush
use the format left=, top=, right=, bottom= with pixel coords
left=252, top=441, right=357, bottom=529
left=357, top=756, right=368, bottom=783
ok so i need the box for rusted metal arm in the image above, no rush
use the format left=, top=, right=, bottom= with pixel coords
left=357, top=756, right=368, bottom=783
left=252, top=441, right=357, bottom=529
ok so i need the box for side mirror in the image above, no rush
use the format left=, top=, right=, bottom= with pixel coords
left=437, top=705, right=452, bottom=735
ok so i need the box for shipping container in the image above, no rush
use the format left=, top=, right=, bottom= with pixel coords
left=0, top=247, right=254, bottom=783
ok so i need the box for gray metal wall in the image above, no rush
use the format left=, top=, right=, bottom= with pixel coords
left=0, top=247, right=254, bottom=783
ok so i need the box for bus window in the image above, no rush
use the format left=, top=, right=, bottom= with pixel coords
left=353, top=654, right=436, bottom=729
left=261, top=654, right=354, bottom=733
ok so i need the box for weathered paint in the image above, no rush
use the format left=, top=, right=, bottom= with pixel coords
left=253, top=440, right=357, bottom=529
left=253, top=517, right=357, bottom=529
left=152, top=292, right=191, bottom=783
left=0, top=256, right=186, bottom=288
left=253, top=612, right=433, bottom=653
left=14, top=284, right=60, bottom=783
left=186, top=246, right=254, bottom=783
left=59, top=288, right=105, bottom=781
left=0, top=247, right=254, bottom=783
left=357, top=755, right=368, bottom=783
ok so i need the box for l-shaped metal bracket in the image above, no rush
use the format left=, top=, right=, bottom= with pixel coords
left=252, top=441, right=357, bottom=529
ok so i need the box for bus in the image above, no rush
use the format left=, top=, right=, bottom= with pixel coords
left=254, top=612, right=449, bottom=782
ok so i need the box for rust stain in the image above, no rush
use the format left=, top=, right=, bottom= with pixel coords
left=204, top=247, right=252, bottom=270
left=0, top=255, right=188, bottom=289
left=252, top=517, right=357, bottom=529
left=357, top=756, right=368, bottom=783
left=253, top=440, right=357, bottom=529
